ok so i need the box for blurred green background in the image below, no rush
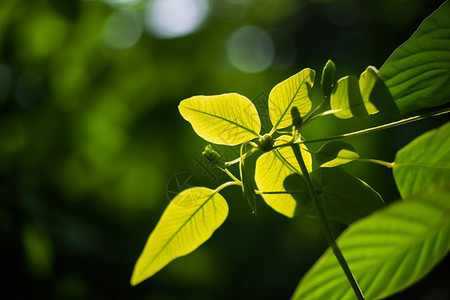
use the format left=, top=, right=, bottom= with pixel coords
left=1, top=0, right=448, bottom=299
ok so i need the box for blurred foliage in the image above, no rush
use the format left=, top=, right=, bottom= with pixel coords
left=0, top=0, right=448, bottom=299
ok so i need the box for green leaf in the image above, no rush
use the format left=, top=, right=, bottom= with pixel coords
left=292, top=187, right=450, bottom=300
left=254, top=136, right=312, bottom=218
left=379, top=1, right=450, bottom=114
left=269, top=68, right=315, bottom=130
left=131, top=187, right=228, bottom=285
left=330, top=75, right=370, bottom=119
left=321, top=59, right=337, bottom=98
left=393, top=121, right=450, bottom=199
left=284, top=168, right=384, bottom=224
left=360, top=66, right=400, bottom=119
left=179, top=93, right=261, bottom=145
left=315, top=141, right=359, bottom=168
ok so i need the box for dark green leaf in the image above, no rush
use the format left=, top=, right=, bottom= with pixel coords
left=292, top=187, right=450, bottom=300
left=393, top=121, right=450, bottom=199
left=284, top=168, right=385, bottom=224
left=379, top=1, right=450, bottom=114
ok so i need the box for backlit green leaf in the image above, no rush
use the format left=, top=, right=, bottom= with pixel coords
left=379, top=1, right=450, bottom=114
left=284, top=168, right=384, bottom=224
left=360, top=66, right=400, bottom=119
left=331, top=75, right=374, bottom=119
left=269, top=68, right=315, bottom=130
left=179, top=93, right=261, bottom=145
left=131, top=187, right=228, bottom=285
left=292, top=187, right=450, bottom=300
left=393, top=121, right=450, bottom=199
left=255, top=136, right=312, bottom=218
left=316, top=141, right=359, bottom=168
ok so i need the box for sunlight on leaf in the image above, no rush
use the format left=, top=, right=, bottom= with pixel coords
left=292, top=187, right=450, bottom=300
left=316, top=141, right=359, bottom=168
left=131, top=187, right=228, bottom=285
left=358, top=66, right=379, bottom=115
left=379, top=1, right=450, bottom=114
left=269, top=68, right=315, bottom=130
left=179, top=93, right=261, bottom=145
left=393, top=121, right=450, bottom=199
left=255, top=136, right=312, bottom=218
left=331, top=75, right=369, bottom=119
left=360, top=66, right=400, bottom=119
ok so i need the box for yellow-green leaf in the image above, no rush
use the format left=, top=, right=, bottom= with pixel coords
left=131, top=187, right=228, bottom=285
left=359, top=66, right=380, bottom=115
left=269, top=68, right=315, bottom=130
left=359, top=66, right=400, bottom=118
left=179, top=93, right=261, bottom=145
left=316, top=141, right=359, bottom=168
left=255, top=136, right=312, bottom=218
left=331, top=68, right=388, bottom=119
left=331, top=75, right=368, bottom=119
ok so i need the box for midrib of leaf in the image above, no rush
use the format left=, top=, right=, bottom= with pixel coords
left=393, top=162, right=450, bottom=169
left=271, top=77, right=308, bottom=131
left=183, top=106, right=259, bottom=137
left=300, top=204, right=449, bottom=296
left=273, top=149, right=299, bottom=174
left=139, top=191, right=218, bottom=272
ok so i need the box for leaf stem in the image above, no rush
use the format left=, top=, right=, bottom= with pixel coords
left=299, top=107, right=450, bottom=144
left=214, top=181, right=241, bottom=193
left=357, top=158, right=394, bottom=168
left=290, top=143, right=365, bottom=300
left=225, top=147, right=258, bottom=166
left=223, top=168, right=242, bottom=185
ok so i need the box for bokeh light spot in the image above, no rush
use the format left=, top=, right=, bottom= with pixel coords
left=145, top=0, right=209, bottom=39
left=102, top=10, right=143, bottom=50
left=227, top=26, right=274, bottom=73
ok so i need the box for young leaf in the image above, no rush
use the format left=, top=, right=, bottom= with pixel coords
left=393, top=121, right=450, bottom=199
left=292, top=187, right=450, bottom=300
left=331, top=73, right=378, bottom=119
left=179, top=93, right=261, bottom=145
left=254, top=136, right=312, bottom=218
left=131, top=187, right=228, bottom=285
left=321, top=59, right=337, bottom=98
left=269, top=68, right=315, bottom=130
left=379, top=1, right=450, bottom=114
left=315, top=141, right=359, bottom=168
left=284, top=168, right=385, bottom=224
left=360, top=66, right=400, bottom=119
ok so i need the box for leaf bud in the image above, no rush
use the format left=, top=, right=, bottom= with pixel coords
left=202, top=145, right=226, bottom=168
left=258, top=134, right=274, bottom=152
left=321, top=59, right=336, bottom=97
